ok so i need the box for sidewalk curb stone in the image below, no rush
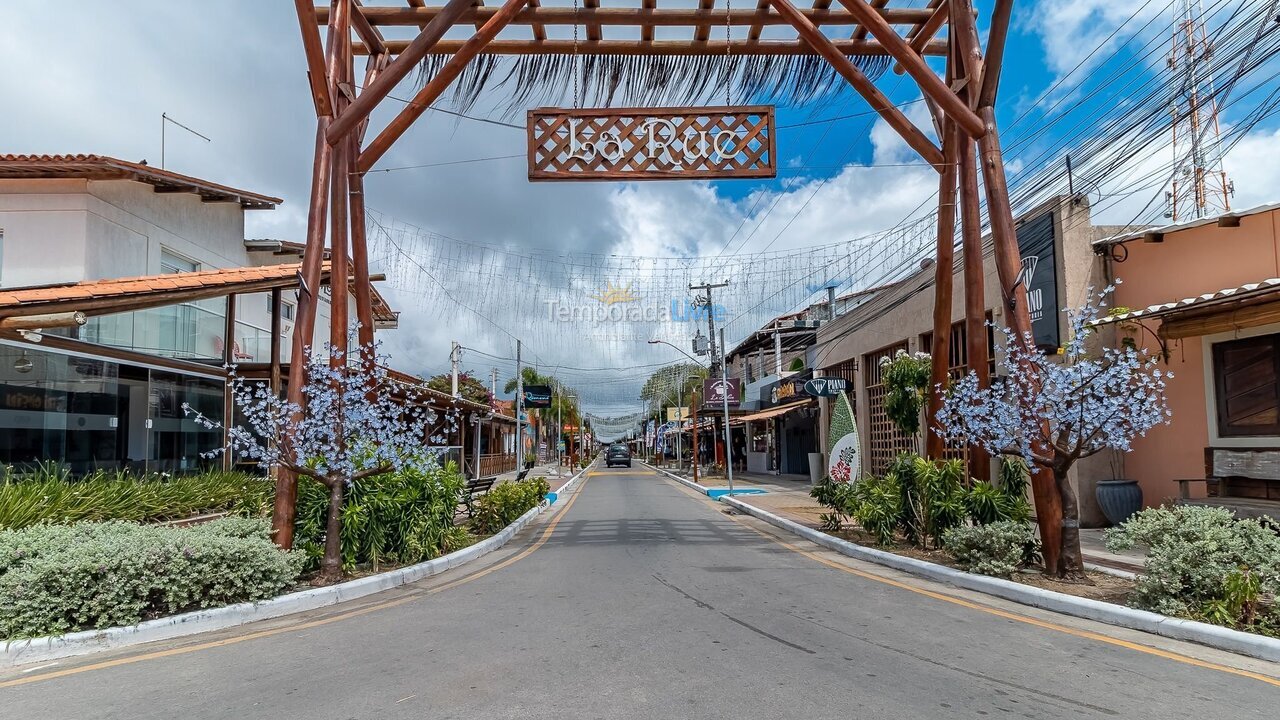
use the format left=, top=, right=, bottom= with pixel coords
left=712, top=493, right=1280, bottom=663
left=1, top=463, right=594, bottom=669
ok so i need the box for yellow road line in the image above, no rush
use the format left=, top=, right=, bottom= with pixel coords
left=654, top=469, right=1280, bottom=688
left=0, top=477, right=589, bottom=690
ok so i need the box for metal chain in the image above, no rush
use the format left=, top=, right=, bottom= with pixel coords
left=725, top=0, right=732, bottom=106
left=573, top=0, right=580, bottom=108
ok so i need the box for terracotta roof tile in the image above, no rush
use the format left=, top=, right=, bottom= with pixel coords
left=0, top=154, right=281, bottom=209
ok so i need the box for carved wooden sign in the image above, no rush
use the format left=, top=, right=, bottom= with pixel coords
left=527, top=105, right=776, bottom=181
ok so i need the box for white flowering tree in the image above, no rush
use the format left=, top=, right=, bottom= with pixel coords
left=187, top=336, right=450, bottom=583
left=938, top=287, right=1172, bottom=578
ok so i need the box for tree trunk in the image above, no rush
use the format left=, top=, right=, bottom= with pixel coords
left=1052, top=464, right=1085, bottom=579
left=318, top=478, right=346, bottom=584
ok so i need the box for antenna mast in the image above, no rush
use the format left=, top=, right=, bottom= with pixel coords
left=1166, top=0, right=1234, bottom=221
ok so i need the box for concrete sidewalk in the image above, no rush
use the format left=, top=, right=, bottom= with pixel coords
left=658, top=467, right=1148, bottom=573
left=493, top=463, right=581, bottom=492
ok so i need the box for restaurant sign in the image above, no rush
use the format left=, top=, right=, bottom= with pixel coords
left=528, top=106, right=776, bottom=181
left=703, top=378, right=741, bottom=407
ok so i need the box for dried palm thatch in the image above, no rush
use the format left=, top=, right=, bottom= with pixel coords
left=416, top=52, right=891, bottom=116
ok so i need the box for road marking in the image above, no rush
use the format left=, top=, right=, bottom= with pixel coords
left=653, top=469, right=1280, bottom=688
left=0, top=476, right=590, bottom=690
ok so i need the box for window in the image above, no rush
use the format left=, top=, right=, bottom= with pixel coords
left=160, top=248, right=198, bottom=275
left=1212, top=333, right=1280, bottom=437
left=267, top=295, right=295, bottom=321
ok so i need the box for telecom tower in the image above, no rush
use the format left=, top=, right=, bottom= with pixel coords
left=1166, top=0, right=1234, bottom=221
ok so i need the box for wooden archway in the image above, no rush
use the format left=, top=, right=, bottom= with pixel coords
left=280, top=0, right=1064, bottom=571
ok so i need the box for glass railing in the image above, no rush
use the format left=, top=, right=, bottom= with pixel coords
left=82, top=301, right=289, bottom=364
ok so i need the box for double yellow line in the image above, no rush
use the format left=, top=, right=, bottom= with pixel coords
left=0, top=477, right=588, bottom=690
left=658, top=471, right=1280, bottom=688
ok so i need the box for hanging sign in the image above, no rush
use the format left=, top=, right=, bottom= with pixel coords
left=827, top=392, right=861, bottom=483
left=528, top=105, right=776, bottom=181
left=703, top=378, right=741, bottom=407
left=522, top=385, right=553, bottom=408
left=1015, top=211, right=1061, bottom=352
left=667, top=406, right=689, bottom=423
left=804, top=377, right=848, bottom=397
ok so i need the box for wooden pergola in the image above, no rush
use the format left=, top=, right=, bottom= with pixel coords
left=282, top=0, right=1063, bottom=570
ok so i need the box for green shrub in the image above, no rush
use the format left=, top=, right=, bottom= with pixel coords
left=879, top=350, right=931, bottom=436
left=849, top=473, right=902, bottom=546
left=294, top=460, right=466, bottom=572
left=0, top=518, right=301, bottom=640
left=471, top=476, right=551, bottom=534
left=0, top=465, right=271, bottom=530
left=1106, top=505, right=1280, bottom=633
left=943, top=521, right=1038, bottom=578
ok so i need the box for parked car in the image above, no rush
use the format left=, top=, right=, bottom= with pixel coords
left=605, top=443, right=632, bottom=468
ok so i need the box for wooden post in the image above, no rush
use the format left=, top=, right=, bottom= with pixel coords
left=691, top=389, right=699, bottom=484
left=958, top=130, right=990, bottom=483
left=275, top=0, right=347, bottom=549
left=222, top=293, right=237, bottom=472
left=348, top=147, right=375, bottom=351
left=269, top=288, right=283, bottom=396
left=329, top=0, right=353, bottom=362
left=924, top=124, right=957, bottom=459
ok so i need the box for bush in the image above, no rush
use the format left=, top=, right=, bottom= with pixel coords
left=294, top=460, right=467, bottom=572
left=943, top=521, right=1039, bottom=578
left=0, top=517, right=301, bottom=640
left=1106, top=505, right=1280, bottom=633
left=471, top=476, right=551, bottom=534
left=849, top=473, right=903, bottom=546
left=0, top=465, right=271, bottom=530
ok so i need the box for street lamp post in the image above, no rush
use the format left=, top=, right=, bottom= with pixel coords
left=719, top=328, right=734, bottom=495
left=647, top=338, right=709, bottom=481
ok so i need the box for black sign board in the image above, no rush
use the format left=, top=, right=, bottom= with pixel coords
left=522, top=385, right=553, bottom=408
left=1016, top=211, right=1060, bottom=351
left=804, top=377, right=848, bottom=397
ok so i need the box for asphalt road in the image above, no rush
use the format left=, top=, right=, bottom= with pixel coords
left=3, top=465, right=1278, bottom=718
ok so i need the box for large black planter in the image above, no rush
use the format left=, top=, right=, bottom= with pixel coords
left=1096, top=479, right=1143, bottom=526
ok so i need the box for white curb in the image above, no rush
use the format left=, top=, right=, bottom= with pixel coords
left=719, top=496, right=1280, bottom=663
left=2, top=465, right=592, bottom=669
left=644, top=462, right=709, bottom=495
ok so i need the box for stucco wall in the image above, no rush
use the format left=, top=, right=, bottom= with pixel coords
left=1108, top=206, right=1280, bottom=506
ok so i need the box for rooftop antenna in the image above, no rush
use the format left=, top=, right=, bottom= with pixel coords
left=1166, top=0, right=1234, bottom=221
left=160, top=112, right=212, bottom=170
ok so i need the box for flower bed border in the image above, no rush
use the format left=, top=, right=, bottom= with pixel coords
left=2, top=465, right=592, bottom=668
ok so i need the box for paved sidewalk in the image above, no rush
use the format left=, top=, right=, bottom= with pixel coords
left=494, top=463, right=583, bottom=492
left=658, top=467, right=1149, bottom=573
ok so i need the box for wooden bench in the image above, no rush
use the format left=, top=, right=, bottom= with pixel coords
left=460, top=475, right=498, bottom=516
left=1177, top=448, right=1280, bottom=520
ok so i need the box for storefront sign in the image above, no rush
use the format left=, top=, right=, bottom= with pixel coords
left=528, top=106, right=776, bottom=181
left=1016, top=211, right=1060, bottom=351
left=703, top=377, right=741, bottom=407
left=522, top=385, right=553, bottom=408
left=666, top=406, right=689, bottom=423
left=827, top=392, right=861, bottom=483
left=803, top=377, right=848, bottom=397
left=770, top=380, right=805, bottom=404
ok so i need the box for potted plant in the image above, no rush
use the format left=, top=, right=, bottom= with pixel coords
left=1095, top=450, right=1143, bottom=526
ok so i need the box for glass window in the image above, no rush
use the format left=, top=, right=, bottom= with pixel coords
left=160, top=248, right=198, bottom=274
left=149, top=369, right=224, bottom=473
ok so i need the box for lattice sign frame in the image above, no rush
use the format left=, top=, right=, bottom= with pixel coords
left=527, top=105, right=777, bottom=181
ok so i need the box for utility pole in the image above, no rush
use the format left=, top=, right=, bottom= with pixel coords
left=490, top=367, right=498, bottom=402
left=691, top=386, right=700, bottom=484
left=689, top=281, right=729, bottom=372
left=450, top=341, right=460, bottom=398
left=720, top=328, right=734, bottom=495
left=515, top=340, right=523, bottom=467
left=773, top=318, right=783, bottom=376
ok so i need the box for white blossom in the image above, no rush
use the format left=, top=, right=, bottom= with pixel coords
left=185, top=327, right=450, bottom=485
left=938, top=286, right=1172, bottom=470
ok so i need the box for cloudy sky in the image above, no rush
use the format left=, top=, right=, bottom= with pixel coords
left=3, top=0, right=1278, bottom=415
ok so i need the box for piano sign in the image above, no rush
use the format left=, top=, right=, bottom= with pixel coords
left=528, top=106, right=776, bottom=181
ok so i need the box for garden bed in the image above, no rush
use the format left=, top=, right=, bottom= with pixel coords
left=825, top=525, right=1135, bottom=605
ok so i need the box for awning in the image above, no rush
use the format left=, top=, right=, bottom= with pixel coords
left=1090, top=278, right=1280, bottom=340
left=731, top=398, right=816, bottom=426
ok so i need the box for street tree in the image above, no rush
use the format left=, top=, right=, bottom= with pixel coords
left=641, top=362, right=707, bottom=414
left=186, top=338, right=443, bottom=583
left=938, top=287, right=1172, bottom=579
left=427, top=372, right=492, bottom=406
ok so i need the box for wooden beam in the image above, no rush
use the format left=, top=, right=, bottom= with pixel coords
left=642, top=0, right=656, bottom=42
left=321, top=6, right=940, bottom=26
left=768, top=0, right=944, bottom=168
left=222, top=293, right=237, bottom=471
left=350, top=1, right=387, bottom=55
left=978, top=0, right=1011, bottom=107
left=893, top=1, right=948, bottom=75
left=925, top=120, right=958, bottom=460
left=949, top=0, right=984, bottom=105
left=695, top=0, right=715, bottom=42
left=957, top=130, right=990, bottom=483
left=836, top=0, right=983, bottom=138
left=354, top=38, right=947, bottom=56
left=585, top=0, right=602, bottom=42
left=295, top=0, right=333, bottom=116
left=852, top=0, right=887, bottom=40
left=748, top=0, right=772, bottom=42
left=528, top=0, right=547, bottom=40
left=325, top=0, right=473, bottom=145
left=359, top=0, right=529, bottom=173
